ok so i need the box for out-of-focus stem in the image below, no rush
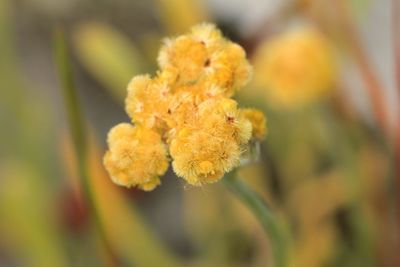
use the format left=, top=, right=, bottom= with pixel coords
left=394, top=0, right=400, bottom=104
left=391, top=2, right=400, bottom=266
left=53, top=28, right=118, bottom=267
left=223, top=171, right=287, bottom=267
left=333, top=0, right=389, bottom=135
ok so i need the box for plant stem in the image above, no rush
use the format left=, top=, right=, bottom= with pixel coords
left=223, top=171, right=286, bottom=267
left=332, top=0, right=389, bottom=135
left=53, top=27, right=118, bottom=266
left=392, top=1, right=400, bottom=263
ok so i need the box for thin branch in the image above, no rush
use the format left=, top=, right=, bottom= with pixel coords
left=333, top=0, right=390, bottom=135
left=223, top=171, right=287, bottom=267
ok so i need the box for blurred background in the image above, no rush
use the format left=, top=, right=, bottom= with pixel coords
left=0, top=0, right=399, bottom=266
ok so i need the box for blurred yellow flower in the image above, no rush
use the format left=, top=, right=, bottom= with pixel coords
left=289, top=223, right=338, bottom=267
left=253, top=27, right=337, bottom=109
left=286, top=172, right=348, bottom=267
left=104, top=23, right=266, bottom=190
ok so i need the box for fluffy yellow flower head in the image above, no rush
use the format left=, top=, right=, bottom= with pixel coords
left=253, top=27, right=336, bottom=109
left=125, top=75, right=170, bottom=130
left=104, top=23, right=266, bottom=190
left=169, top=97, right=252, bottom=185
left=158, top=23, right=252, bottom=97
left=103, top=123, right=169, bottom=191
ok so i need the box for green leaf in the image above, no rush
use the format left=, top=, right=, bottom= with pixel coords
left=73, top=23, right=146, bottom=103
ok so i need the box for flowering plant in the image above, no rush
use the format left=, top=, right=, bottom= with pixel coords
left=104, top=23, right=266, bottom=190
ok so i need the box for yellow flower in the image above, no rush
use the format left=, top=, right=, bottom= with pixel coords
left=158, top=23, right=252, bottom=96
left=190, top=23, right=223, bottom=52
left=103, top=123, right=169, bottom=191
left=253, top=27, right=336, bottom=109
left=104, top=23, right=266, bottom=190
left=170, top=128, right=241, bottom=185
left=197, top=97, right=252, bottom=145
left=158, top=35, right=209, bottom=85
left=169, top=97, right=252, bottom=185
left=241, top=108, right=267, bottom=140
left=125, top=75, right=170, bottom=130
left=206, top=42, right=253, bottom=96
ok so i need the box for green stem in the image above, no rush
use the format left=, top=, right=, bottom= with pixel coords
left=223, top=171, right=286, bottom=267
left=53, top=27, right=118, bottom=265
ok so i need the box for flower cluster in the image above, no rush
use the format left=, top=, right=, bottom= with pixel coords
left=104, top=23, right=266, bottom=191
left=253, top=27, right=336, bottom=109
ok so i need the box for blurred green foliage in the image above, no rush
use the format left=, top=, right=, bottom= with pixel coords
left=73, top=23, right=148, bottom=104
left=0, top=0, right=398, bottom=267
